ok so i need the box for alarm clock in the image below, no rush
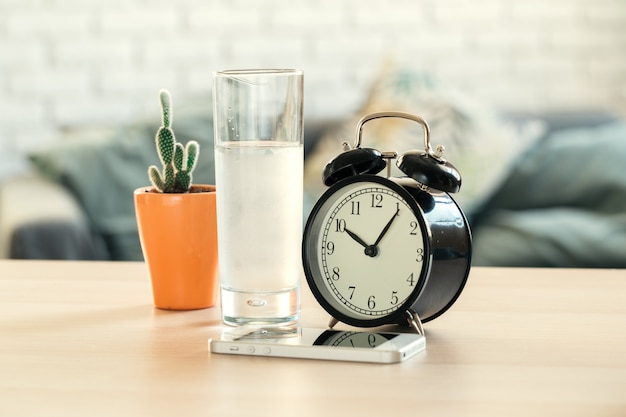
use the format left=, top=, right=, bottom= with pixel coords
left=302, top=112, right=471, bottom=334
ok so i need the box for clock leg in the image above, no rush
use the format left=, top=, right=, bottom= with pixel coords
left=406, top=310, right=425, bottom=336
left=328, top=317, right=339, bottom=329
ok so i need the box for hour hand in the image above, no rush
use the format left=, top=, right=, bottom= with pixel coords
left=344, top=227, right=369, bottom=249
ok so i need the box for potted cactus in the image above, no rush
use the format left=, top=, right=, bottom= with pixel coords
left=134, top=89, right=218, bottom=310
left=147, top=90, right=201, bottom=194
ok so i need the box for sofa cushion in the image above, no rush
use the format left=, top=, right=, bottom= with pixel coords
left=29, top=98, right=215, bottom=261
left=0, top=174, right=108, bottom=259
left=304, top=61, right=545, bottom=217
left=472, top=120, right=626, bottom=267
left=476, top=120, right=626, bottom=214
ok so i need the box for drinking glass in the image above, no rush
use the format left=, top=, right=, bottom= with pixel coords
left=213, top=69, right=303, bottom=326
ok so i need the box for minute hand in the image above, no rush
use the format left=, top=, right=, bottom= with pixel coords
left=373, top=208, right=400, bottom=247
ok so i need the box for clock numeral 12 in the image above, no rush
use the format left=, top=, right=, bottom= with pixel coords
left=371, top=194, right=383, bottom=208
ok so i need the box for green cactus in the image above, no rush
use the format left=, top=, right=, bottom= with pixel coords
left=148, top=89, right=200, bottom=193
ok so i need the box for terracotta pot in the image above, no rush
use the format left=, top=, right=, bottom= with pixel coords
left=134, top=185, right=218, bottom=310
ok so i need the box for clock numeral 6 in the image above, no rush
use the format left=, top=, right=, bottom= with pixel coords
left=367, top=295, right=376, bottom=309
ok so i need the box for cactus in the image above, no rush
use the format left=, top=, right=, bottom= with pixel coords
left=148, top=89, right=200, bottom=193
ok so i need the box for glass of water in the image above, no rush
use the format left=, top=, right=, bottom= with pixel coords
left=213, top=69, right=303, bottom=326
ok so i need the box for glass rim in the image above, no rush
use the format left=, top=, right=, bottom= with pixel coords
left=214, top=69, right=303, bottom=77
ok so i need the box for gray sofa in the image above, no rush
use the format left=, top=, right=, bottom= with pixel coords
left=1, top=107, right=625, bottom=268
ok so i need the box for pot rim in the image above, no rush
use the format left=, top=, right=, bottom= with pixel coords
left=134, top=184, right=216, bottom=195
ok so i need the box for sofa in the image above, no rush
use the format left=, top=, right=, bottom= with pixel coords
left=2, top=65, right=625, bottom=268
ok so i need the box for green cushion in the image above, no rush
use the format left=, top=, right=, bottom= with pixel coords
left=472, top=208, right=626, bottom=268
left=473, top=121, right=626, bottom=267
left=478, top=121, right=626, bottom=213
left=29, top=100, right=215, bottom=261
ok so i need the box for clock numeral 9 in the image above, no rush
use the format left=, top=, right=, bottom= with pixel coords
left=325, top=241, right=335, bottom=255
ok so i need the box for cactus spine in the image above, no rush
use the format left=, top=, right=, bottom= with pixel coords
left=148, top=89, right=200, bottom=193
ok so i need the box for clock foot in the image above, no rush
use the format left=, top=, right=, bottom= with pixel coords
left=328, top=317, right=339, bottom=329
left=406, top=310, right=424, bottom=336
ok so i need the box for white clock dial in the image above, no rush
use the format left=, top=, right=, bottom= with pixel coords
left=312, top=179, right=428, bottom=320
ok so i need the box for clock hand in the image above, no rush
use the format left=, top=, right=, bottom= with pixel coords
left=345, top=227, right=379, bottom=257
left=344, top=227, right=369, bottom=249
left=373, top=207, right=400, bottom=247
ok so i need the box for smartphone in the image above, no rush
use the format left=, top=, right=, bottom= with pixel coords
left=209, top=327, right=425, bottom=364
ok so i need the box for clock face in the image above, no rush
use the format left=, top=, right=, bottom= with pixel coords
left=303, top=176, right=430, bottom=326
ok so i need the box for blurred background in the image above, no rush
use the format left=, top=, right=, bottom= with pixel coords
left=1, top=0, right=625, bottom=153
left=1, top=0, right=625, bottom=266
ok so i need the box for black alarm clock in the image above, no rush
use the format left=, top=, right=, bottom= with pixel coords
left=302, top=112, right=471, bottom=334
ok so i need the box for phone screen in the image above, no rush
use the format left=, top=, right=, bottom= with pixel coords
left=211, top=327, right=425, bottom=363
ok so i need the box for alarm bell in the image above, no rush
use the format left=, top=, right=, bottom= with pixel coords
left=322, top=111, right=462, bottom=193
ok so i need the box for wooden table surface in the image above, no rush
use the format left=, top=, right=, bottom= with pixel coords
left=0, top=260, right=625, bottom=417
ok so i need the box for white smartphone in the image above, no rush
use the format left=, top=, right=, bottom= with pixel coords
left=209, top=327, right=425, bottom=364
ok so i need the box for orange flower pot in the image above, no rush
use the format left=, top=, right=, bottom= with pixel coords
left=134, top=185, right=218, bottom=310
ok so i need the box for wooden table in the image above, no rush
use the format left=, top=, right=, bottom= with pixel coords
left=1, top=261, right=625, bottom=416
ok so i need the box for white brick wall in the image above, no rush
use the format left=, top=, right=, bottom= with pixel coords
left=1, top=0, right=625, bottom=152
